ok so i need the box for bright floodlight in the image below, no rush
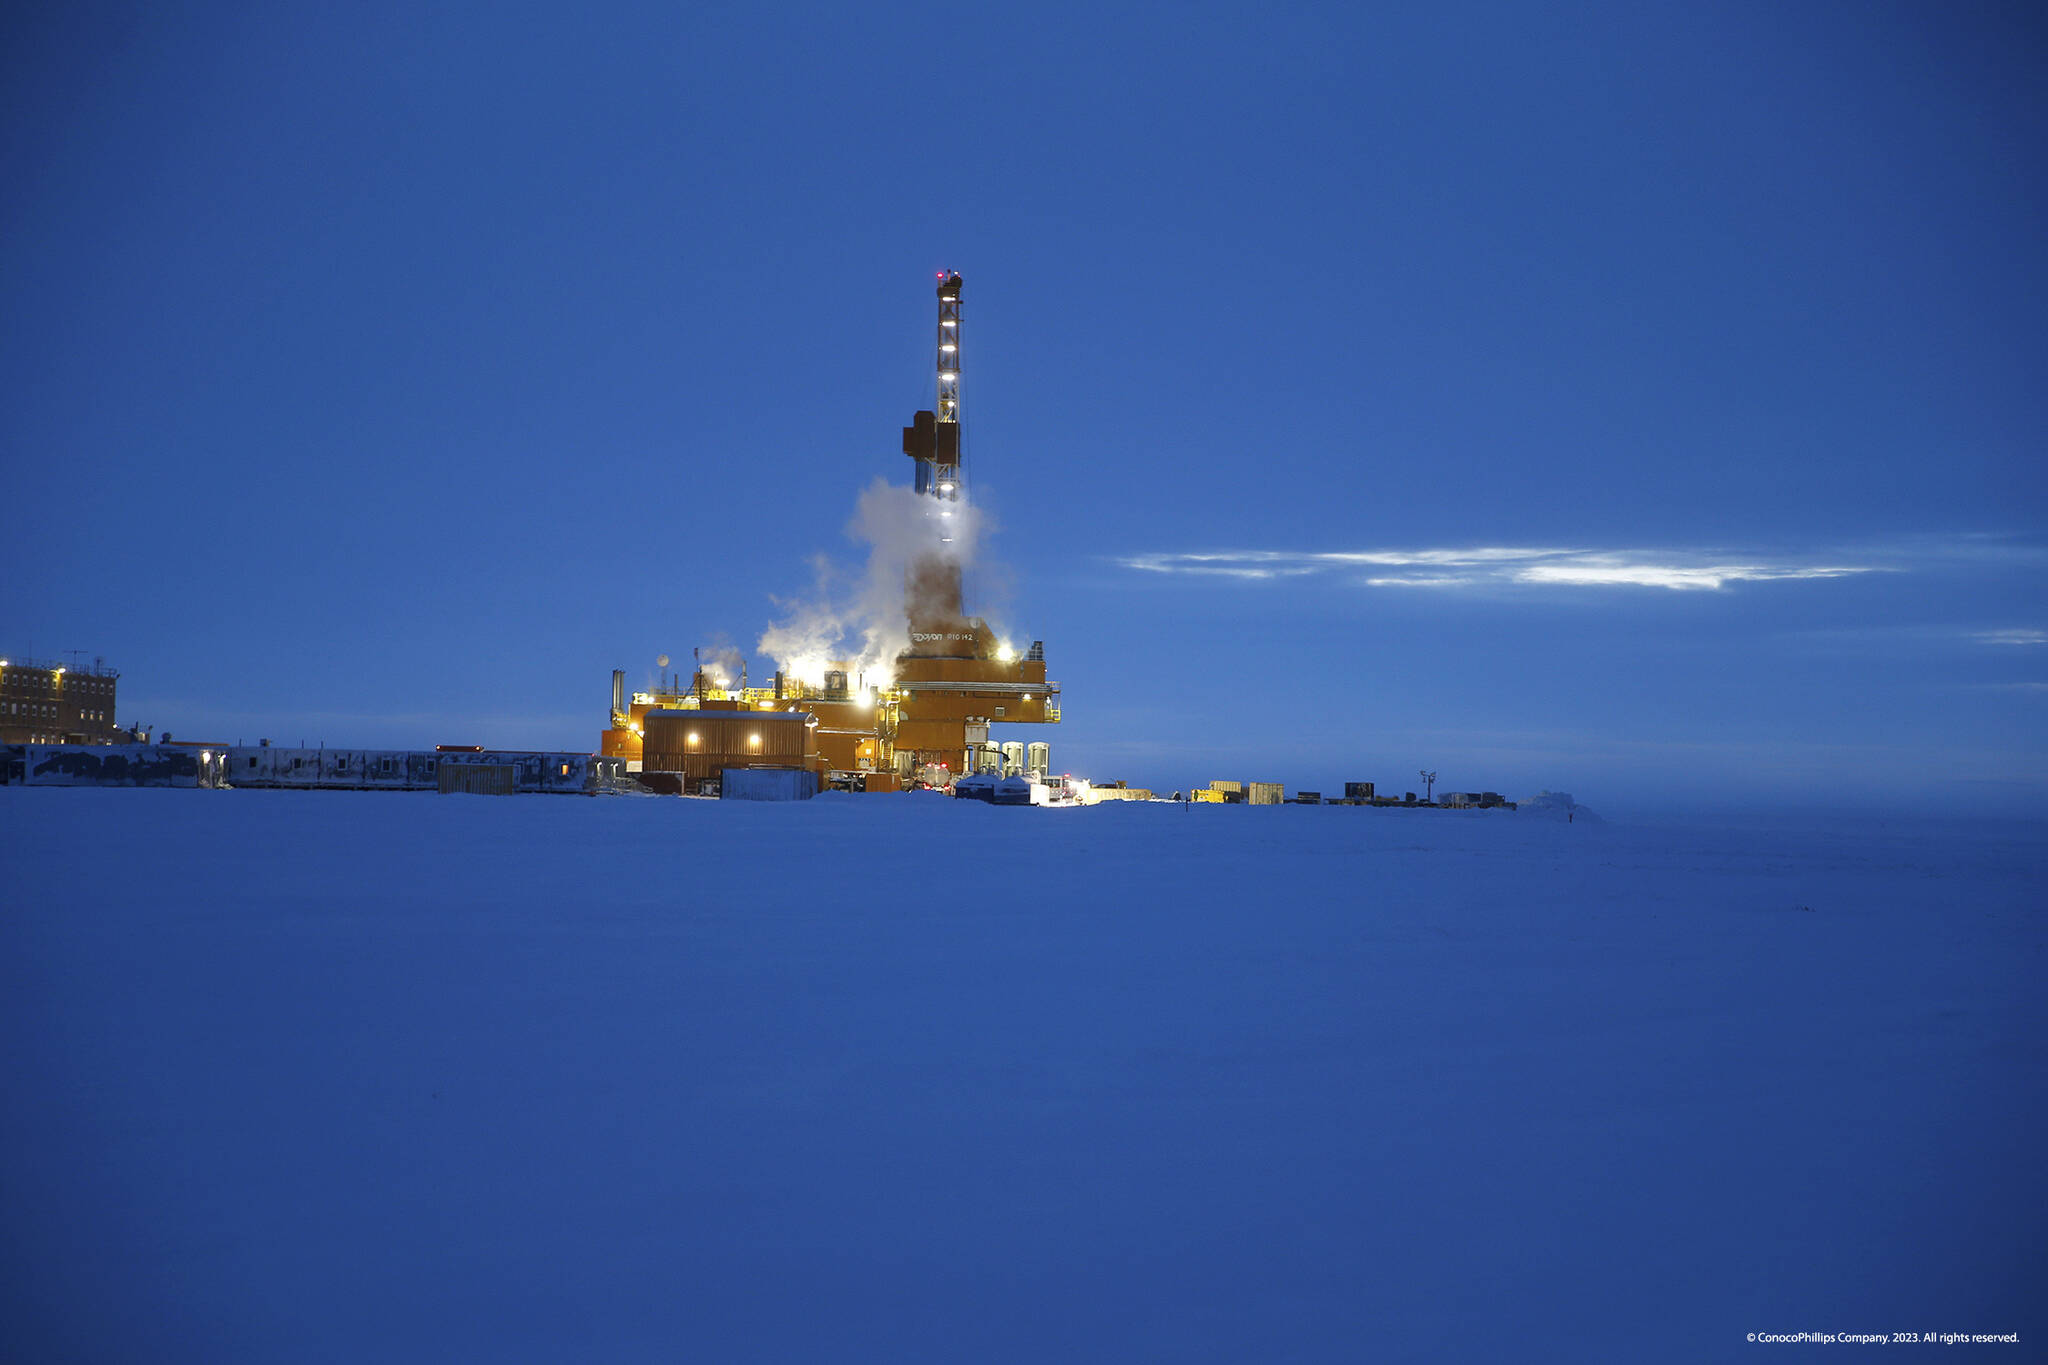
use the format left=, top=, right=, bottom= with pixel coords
left=941, top=343, right=956, bottom=352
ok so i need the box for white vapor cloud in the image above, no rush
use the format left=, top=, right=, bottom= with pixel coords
left=756, top=478, right=997, bottom=687
left=1974, top=628, right=2047, bottom=646
left=1116, top=545, right=1883, bottom=591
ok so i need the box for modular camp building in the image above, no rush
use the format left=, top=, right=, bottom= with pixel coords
left=639, top=708, right=823, bottom=793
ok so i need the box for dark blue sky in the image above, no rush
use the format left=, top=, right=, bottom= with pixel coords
left=4, top=2, right=2042, bottom=808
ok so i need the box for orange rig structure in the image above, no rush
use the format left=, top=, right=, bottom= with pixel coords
left=600, top=271, right=1061, bottom=791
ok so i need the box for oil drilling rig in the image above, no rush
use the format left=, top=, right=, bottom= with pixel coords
left=599, top=272, right=1061, bottom=791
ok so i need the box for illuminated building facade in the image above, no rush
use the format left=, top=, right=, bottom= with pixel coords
left=0, top=656, right=126, bottom=746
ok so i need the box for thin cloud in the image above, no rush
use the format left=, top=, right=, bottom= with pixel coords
left=1118, top=546, right=1575, bottom=577
left=1514, top=559, right=1870, bottom=590
left=1974, top=628, right=2046, bottom=646
left=1364, top=575, right=1473, bottom=588
left=1116, top=545, right=1887, bottom=591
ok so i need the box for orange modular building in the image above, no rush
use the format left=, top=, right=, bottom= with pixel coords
left=638, top=707, right=824, bottom=791
left=600, top=644, right=1058, bottom=787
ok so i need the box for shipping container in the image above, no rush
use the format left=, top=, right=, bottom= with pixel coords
left=1247, top=782, right=1282, bottom=805
left=720, top=767, right=818, bottom=801
left=440, top=764, right=515, bottom=795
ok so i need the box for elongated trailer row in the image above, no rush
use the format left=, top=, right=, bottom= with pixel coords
left=2, top=744, right=627, bottom=794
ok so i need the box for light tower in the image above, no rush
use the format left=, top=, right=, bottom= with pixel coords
left=900, top=271, right=975, bottom=653
left=903, top=271, right=964, bottom=517
left=933, top=270, right=962, bottom=508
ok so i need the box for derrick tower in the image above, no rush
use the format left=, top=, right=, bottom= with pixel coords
left=905, top=271, right=964, bottom=511
left=933, top=270, right=962, bottom=512
left=901, top=272, right=972, bottom=646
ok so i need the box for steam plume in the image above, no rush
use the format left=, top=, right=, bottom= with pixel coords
left=759, top=479, right=993, bottom=686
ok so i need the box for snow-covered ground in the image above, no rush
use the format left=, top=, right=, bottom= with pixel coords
left=3, top=789, right=2041, bottom=1362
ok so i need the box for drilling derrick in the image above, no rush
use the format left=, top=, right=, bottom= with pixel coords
left=904, top=272, right=963, bottom=503
left=933, top=270, right=962, bottom=505
left=885, top=269, right=1059, bottom=781
left=913, top=272, right=966, bottom=501
left=598, top=268, right=1060, bottom=791
left=902, top=272, right=971, bottom=651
